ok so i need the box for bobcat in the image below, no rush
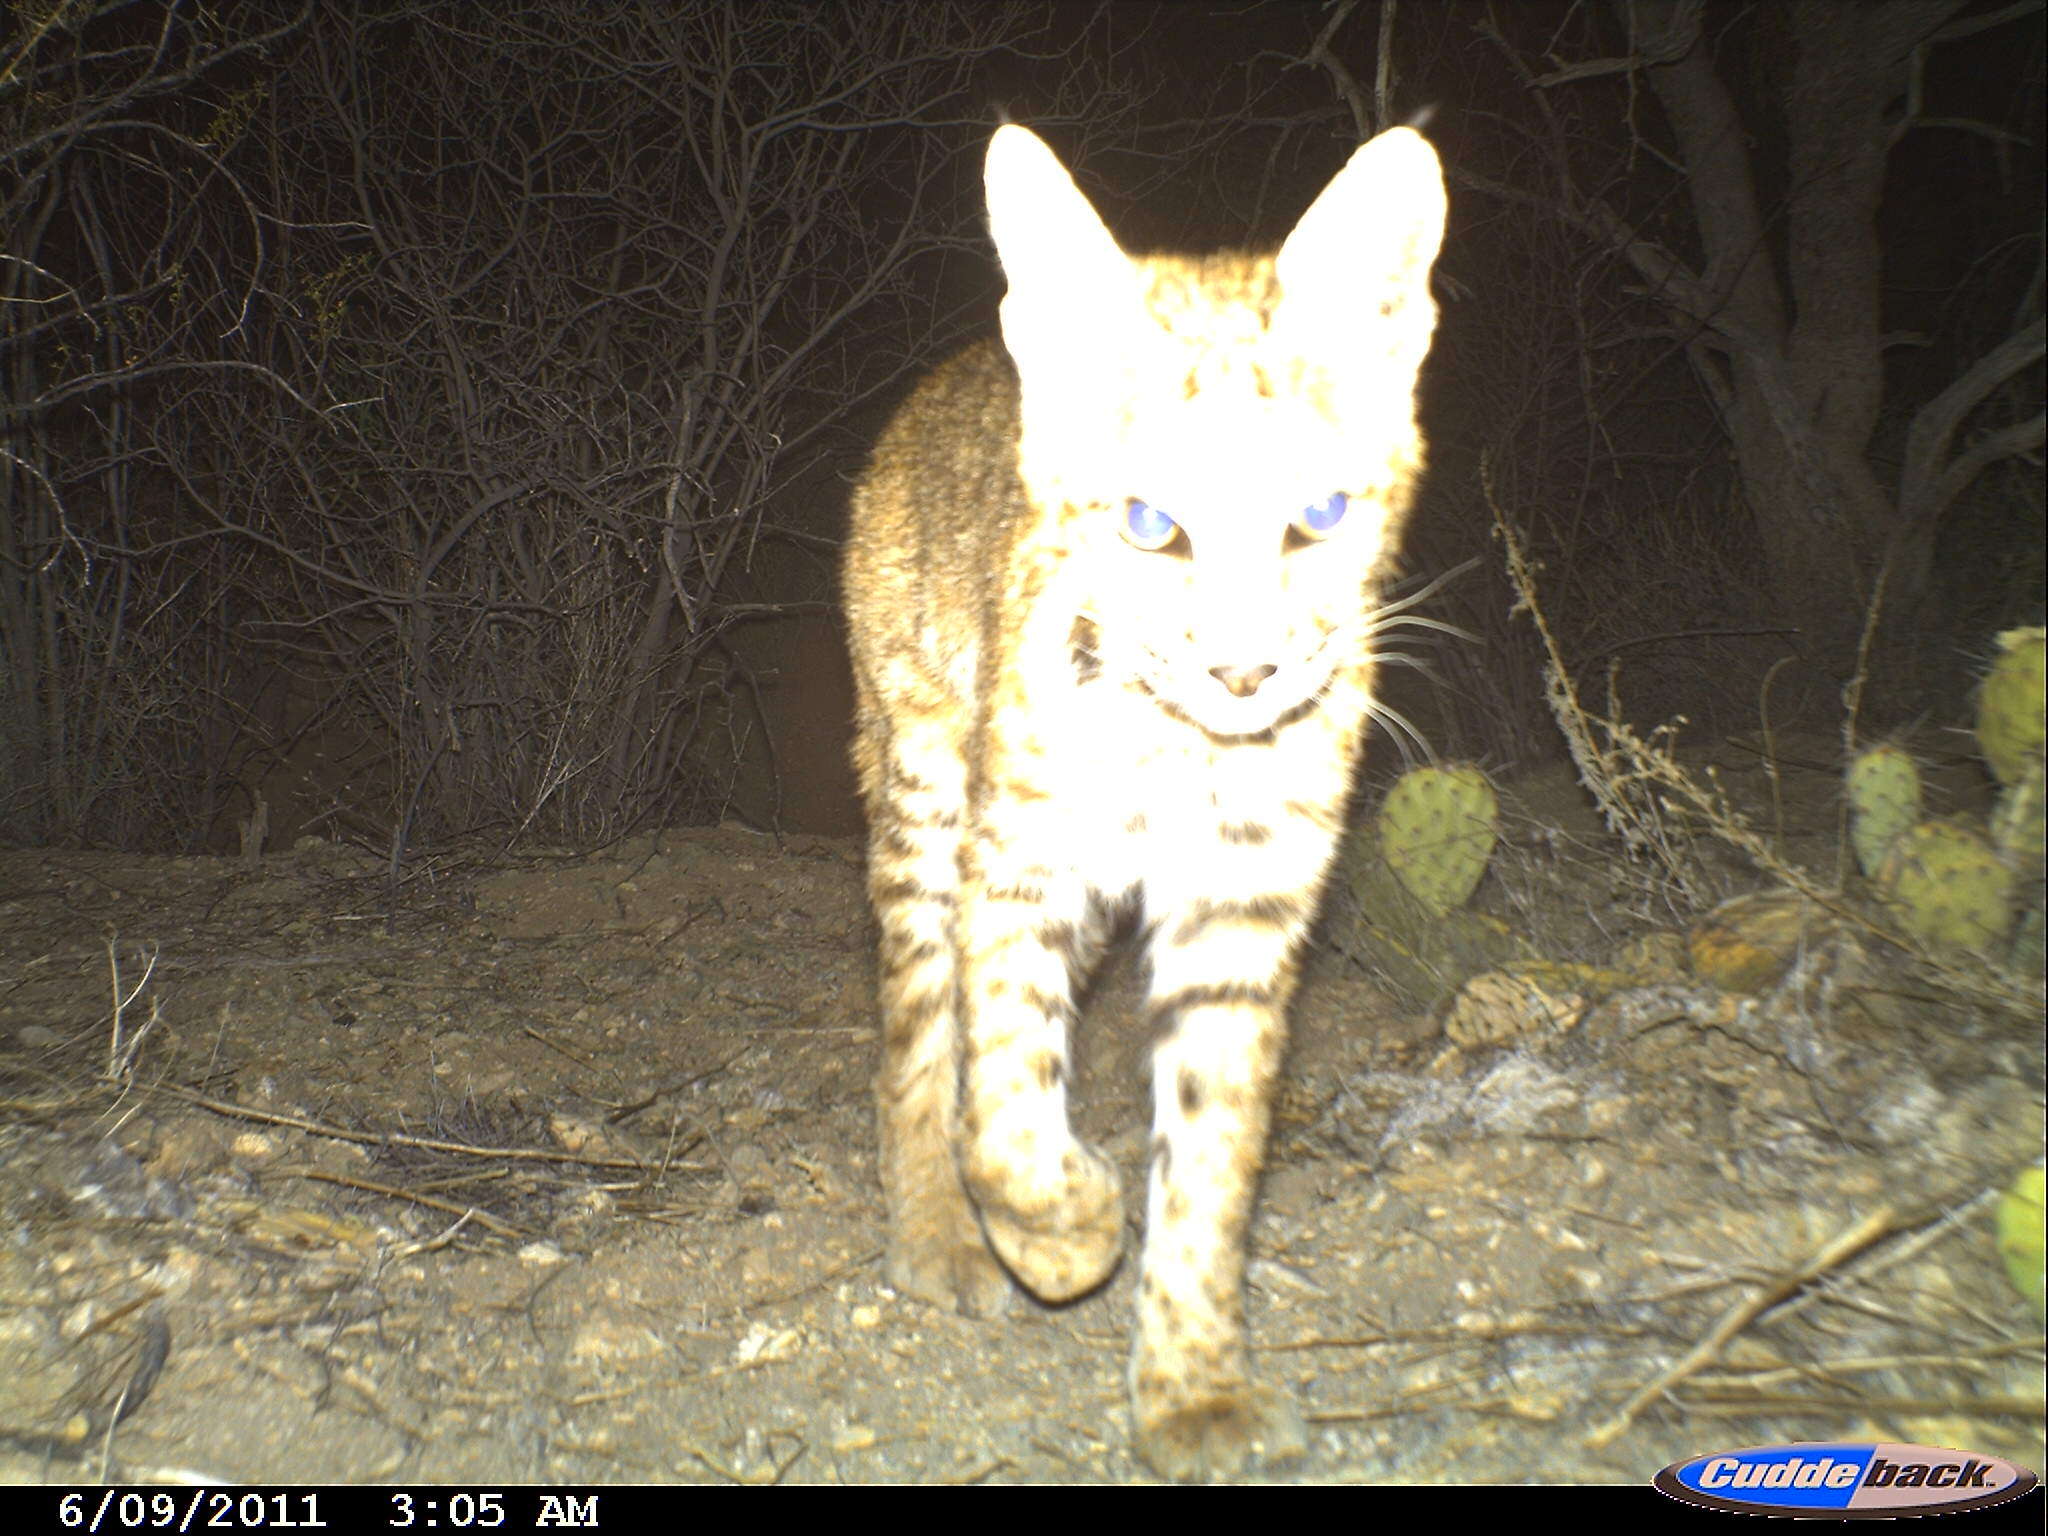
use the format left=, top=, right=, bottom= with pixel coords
left=843, top=123, right=1445, bottom=1480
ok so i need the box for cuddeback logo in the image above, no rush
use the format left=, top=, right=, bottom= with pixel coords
left=1655, top=1441, right=2037, bottom=1517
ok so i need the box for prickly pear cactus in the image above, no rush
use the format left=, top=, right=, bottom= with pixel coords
left=1343, top=853, right=1523, bottom=1005
left=1847, top=743, right=1922, bottom=878
left=1979, top=626, right=2046, bottom=974
left=1977, top=626, right=2045, bottom=787
left=1876, top=819, right=2016, bottom=955
left=1377, top=763, right=1499, bottom=917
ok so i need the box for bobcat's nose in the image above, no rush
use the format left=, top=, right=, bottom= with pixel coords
left=1209, top=663, right=1277, bottom=698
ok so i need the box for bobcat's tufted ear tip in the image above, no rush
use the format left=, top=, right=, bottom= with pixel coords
left=1371, top=122, right=1441, bottom=160
left=987, top=123, right=1057, bottom=180
left=1275, top=123, right=1446, bottom=318
left=1355, top=125, right=1447, bottom=214
left=986, top=123, right=1136, bottom=371
left=1333, top=124, right=1446, bottom=221
left=985, top=123, right=1079, bottom=227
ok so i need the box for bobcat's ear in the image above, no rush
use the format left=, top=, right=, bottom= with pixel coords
left=1275, top=127, right=1445, bottom=362
left=985, top=127, right=1140, bottom=378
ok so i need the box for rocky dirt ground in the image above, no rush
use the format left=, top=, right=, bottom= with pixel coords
left=0, top=741, right=2041, bottom=1486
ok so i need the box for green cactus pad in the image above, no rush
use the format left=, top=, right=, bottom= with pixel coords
left=1847, top=744, right=1922, bottom=878
left=1378, top=763, right=1499, bottom=917
left=1876, top=819, right=2016, bottom=954
left=1977, top=627, right=2045, bottom=787
left=1995, top=1165, right=2045, bottom=1321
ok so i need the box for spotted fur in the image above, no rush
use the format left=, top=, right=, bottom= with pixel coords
left=843, top=124, right=1445, bottom=1480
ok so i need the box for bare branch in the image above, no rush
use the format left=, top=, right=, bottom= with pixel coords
left=1898, top=316, right=2048, bottom=531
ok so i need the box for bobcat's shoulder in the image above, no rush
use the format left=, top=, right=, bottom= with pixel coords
left=843, top=340, right=1022, bottom=698
left=843, top=123, right=1446, bottom=1481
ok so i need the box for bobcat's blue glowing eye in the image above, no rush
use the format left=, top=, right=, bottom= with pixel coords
left=1298, top=491, right=1349, bottom=535
left=1123, top=498, right=1180, bottom=550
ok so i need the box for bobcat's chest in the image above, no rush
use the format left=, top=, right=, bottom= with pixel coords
left=979, top=648, right=1334, bottom=901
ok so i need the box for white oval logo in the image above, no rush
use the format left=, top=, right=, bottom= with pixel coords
left=1655, top=1441, right=2037, bottom=1517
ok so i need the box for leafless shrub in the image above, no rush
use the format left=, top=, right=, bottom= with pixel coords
left=1, top=3, right=314, bottom=847
left=3, top=1, right=1115, bottom=853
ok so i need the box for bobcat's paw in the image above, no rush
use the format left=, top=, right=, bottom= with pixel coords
left=886, top=1225, right=1013, bottom=1318
left=972, top=1141, right=1125, bottom=1302
left=1134, top=1382, right=1307, bottom=1483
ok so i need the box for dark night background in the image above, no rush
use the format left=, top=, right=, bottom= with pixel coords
left=2, top=0, right=2042, bottom=854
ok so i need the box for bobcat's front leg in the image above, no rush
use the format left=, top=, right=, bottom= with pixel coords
left=1131, top=905, right=1310, bottom=1481
left=956, top=861, right=1126, bottom=1303
left=864, top=705, right=1015, bottom=1320
left=875, top=916, right=1013, bottom=1320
